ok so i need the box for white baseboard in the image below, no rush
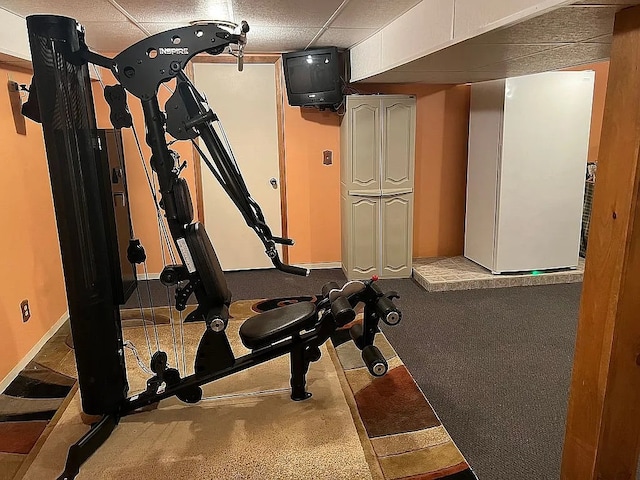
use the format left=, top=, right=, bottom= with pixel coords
left=137, top=272, right=161, bottom=280
left=298, top=262, right=342, bottom=270
left=0, top=311, right=70, bottom=393
left=137, top=265, right=340, bottom=279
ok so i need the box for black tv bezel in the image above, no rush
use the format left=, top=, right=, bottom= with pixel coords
left=282, top=47, right=343, bottom=108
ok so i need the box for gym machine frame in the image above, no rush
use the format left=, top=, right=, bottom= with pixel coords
left=25, top=15, right=402, bottom=480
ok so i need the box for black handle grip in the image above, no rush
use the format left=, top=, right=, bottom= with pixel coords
left=331, top=296, right=355, bottom=326
left=362, top=345, right=388, bottom=377
left=272, top=236, right=294, bottom=246
left=271, top=256, right=309, bottom=276
left=322, top=281, right=341, bottom=298
left=375, top=296, right=402, bottom=326
left=277, top=263, right=309, bottom=276
left=349, top=323, right=364, bottom=350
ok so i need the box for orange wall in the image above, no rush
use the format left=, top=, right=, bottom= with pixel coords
left=283, top=106, right=343, bottom=264
left=0, top=65, right=67, bottom=382
left=283, top=84, right=471, bottom=263
left=358, top=84, right=471, bottom=258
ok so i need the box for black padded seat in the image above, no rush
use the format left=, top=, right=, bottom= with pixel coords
left=174, top=178, right=194, bottom=225
left=239, top=302, right=317, bottom=350
left=184, top=222, right=231, bottom=305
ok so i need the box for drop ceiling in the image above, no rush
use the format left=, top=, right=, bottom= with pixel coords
left=0, top=0, right=422, bottom=53
left=2, top=0, right=640, bottom=84
left=363, top=1, right=640, bottom=84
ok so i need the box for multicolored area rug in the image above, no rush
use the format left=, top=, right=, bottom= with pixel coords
left=3, top=297, right=476, bottom=480
left=330, top=329, right=476, bottom=480
left=255, top=298, right=477, bottom=480
left=0, top=322, right=76, bottom=480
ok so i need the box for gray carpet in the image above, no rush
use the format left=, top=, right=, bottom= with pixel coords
left=122, top=270, right=598, bottom=479
left=378, top=280, right=582, bottom=480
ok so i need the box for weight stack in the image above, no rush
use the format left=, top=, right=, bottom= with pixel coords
left=26, top=15, right=128, bottom=414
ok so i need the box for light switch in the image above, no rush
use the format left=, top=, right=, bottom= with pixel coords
left=323, top=150, right=333, bottom=165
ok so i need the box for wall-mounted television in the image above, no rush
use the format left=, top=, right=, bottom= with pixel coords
left=282, top=47, right=343, bottom=109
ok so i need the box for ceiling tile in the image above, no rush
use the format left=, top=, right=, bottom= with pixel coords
left=82, top=21, right=147, bottom=54
left=573, top=0, right=640, bottom=5
left=394, top=43, right=563, bottom=72
left=314, top=28, right=377, bottom=49
left=140, top=23, right=191, bottom=35
left=115, top=0, right=232, bottom=23
left=233, top=0, right=343, bottom=28
left=472, top=42, right=611, bottom=74
left=331, top=0, right=422, bottom=29
left=471, top=6, right=617, bottom=44
left=142, top=22, right=318, bottom=53
left=0, top=0, right=127, bottom=23
left=362, top=70, right=506, bottom=84
left=241, top=25, right=319, bottom=53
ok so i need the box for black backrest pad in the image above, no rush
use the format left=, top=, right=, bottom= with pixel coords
left=174, top=178, right=194, bottom=225
left=184, top=222, right=231, bottom=305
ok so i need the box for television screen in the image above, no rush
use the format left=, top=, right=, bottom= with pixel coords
left=282, top=47, right=343, bottom=108
left=287, top=53, right=334, bottom=94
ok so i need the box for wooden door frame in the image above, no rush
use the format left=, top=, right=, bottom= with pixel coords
left=187, top=54, right=290, bottom=263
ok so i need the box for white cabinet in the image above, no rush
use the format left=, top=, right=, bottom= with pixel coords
left=341, top=95, right=416, bottom=280
left=465, top=71, right=595, bottom=274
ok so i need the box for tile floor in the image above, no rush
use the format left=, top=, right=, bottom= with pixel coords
left=413, top=256, right=585, bottom=292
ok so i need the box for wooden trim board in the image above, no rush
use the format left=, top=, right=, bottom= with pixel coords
left=561, top=5, right=640, bottom=479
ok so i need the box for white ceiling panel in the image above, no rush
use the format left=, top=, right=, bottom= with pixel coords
left=469, top=6, right=617, bottom=44
left=357, top=1, right=625, bottom=85
left=139, top=23, right=322, bottom=53
left=0, top=0, right=127, bottom=23
left=140, top=23, right=191, bottom=35
left=362, top=70, right=508, bottom=84
left=331, top=0, right=422, bottom=29
left=233, top=0, right=343, bottom=27
left=83, top=21, right=147, bottom=53
left=115, top=0, right=232, bottom=24
left=454, top=0, right=565, bottom=40
left=241, top=25, right=319, bottom=52
left=314, top=28, right=377, bottom=49
left=574, top=0, right=640, bottom=4
left=393, top=43, right=564, bottom=72
left=472, top=42, right=611, bottom=74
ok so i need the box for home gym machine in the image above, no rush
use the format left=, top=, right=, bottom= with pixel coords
left=25, top=15, right=403, bottom=480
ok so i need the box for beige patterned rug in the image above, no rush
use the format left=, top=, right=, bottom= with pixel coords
left=16, top=299, right=476, bottom=480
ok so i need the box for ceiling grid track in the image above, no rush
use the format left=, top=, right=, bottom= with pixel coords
left=305, top=0, right=352, bottom=50
left=106, top=0, right=151, bottom=36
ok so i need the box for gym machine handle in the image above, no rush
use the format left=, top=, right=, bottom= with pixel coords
left=330, top=296, right=355, bottom=326
left=375, top=296, right=402, bottom=326
left=271, top=255, right=309, bottom=277
left=362, top=345, right=388, bottom=377
left=321, top=284, right=355, bottom=327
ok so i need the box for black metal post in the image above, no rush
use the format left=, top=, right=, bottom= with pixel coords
left=26, top=15, right=128, bottom=415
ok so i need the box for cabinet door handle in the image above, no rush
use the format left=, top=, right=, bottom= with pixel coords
left=380, top=188, right=412, bottom=197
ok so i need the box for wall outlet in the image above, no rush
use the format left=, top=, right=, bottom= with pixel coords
left=20, top=300, right=30, bottom=322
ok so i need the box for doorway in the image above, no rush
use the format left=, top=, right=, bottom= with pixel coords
left=192, top=62, right=282, bottom=270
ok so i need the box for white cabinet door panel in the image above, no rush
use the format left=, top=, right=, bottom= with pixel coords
left=382, top=98, right=415, bottom=192
left=381, top=193, right=413, bottom=278
left=350, top=196, right=380, bottom=279
left=347, top=97, right=380, bottom=192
